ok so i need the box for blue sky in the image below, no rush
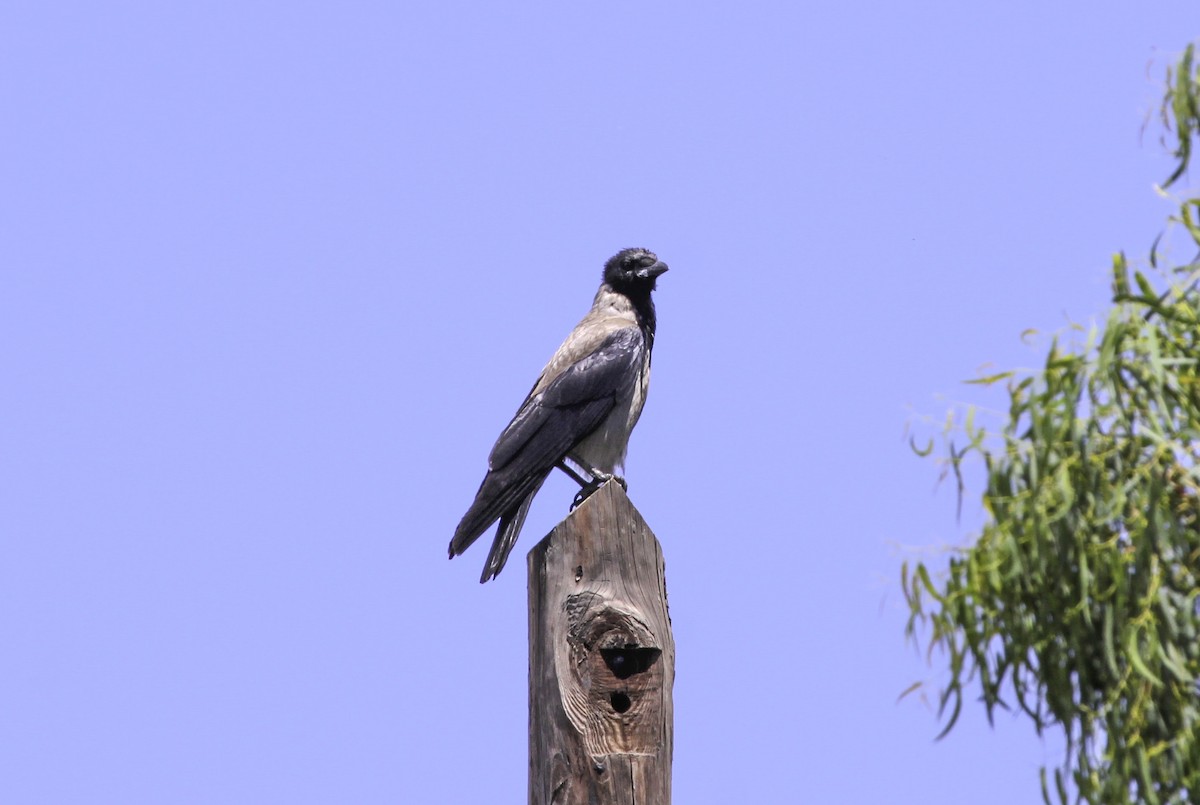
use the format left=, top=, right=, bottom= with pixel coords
left=2, top=2, right=1195, bottom=802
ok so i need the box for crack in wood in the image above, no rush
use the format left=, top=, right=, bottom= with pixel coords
left=528, top=481, right=673, bottom=805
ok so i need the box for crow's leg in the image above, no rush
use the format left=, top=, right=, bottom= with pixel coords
left=554, top=460, right=590, bottom=489
left=555, top=459, right=626, bottom=510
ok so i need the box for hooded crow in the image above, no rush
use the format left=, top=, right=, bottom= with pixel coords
left=449, top=247, right=668, bottom=582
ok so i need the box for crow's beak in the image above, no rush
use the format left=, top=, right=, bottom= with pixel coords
left=636, top=261, right=669, bottom=280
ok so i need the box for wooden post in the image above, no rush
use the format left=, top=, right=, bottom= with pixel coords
left=527, top=480, right=674, bottom=805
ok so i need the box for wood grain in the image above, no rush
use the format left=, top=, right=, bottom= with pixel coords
left=528, top=481, right=674, bottom=805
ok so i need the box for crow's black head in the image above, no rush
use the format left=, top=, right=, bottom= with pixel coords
left=603, top=248, right=669, bottom=295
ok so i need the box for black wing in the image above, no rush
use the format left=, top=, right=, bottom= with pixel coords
left=489, top=327, right=643, bottom=472
left=449, top=327, right=644, bottom=573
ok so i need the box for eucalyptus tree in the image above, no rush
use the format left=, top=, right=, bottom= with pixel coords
left=904, top=44, right=1200, bottom=805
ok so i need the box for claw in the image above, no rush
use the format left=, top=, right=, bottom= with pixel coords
left=557, top=459, right=626, bottom=510
left=571, top=488, right=590, bottom=510
left=570, top=471, right=608, bottom=510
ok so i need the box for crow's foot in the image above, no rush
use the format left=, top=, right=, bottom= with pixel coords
left=570, top=472, right=626, bottom=510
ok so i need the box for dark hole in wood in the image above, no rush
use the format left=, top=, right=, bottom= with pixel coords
left=574, top=565, right=583, bottom=582
left=610, top=691, right=632, bottom=713
left=600, top=646, right=661, bottom=680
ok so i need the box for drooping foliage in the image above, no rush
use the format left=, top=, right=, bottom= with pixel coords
left=903, top=45, right=1200, bottom=804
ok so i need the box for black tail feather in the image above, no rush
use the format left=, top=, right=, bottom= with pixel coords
left=448, top=467, right=550, bottom=580
left=479, top=477, right=544, bottom=583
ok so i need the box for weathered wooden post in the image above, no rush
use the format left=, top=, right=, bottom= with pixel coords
left=527, top=480, right=674, bottom=805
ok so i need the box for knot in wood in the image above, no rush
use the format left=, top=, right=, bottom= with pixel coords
left=527, top=481, right=674, bottom=804
left=558, top=598, right=664, bottom=756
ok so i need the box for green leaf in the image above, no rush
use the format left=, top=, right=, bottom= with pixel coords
left=965, top=371, right=1015, bottom=386
left=909, top=435, right=934, bottom=457
left=1135, top=270, right=1157, bottom=302
left=1161, top=642, right=1192, bottom=683
left=1125, top=626, right=1163, bottom=687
